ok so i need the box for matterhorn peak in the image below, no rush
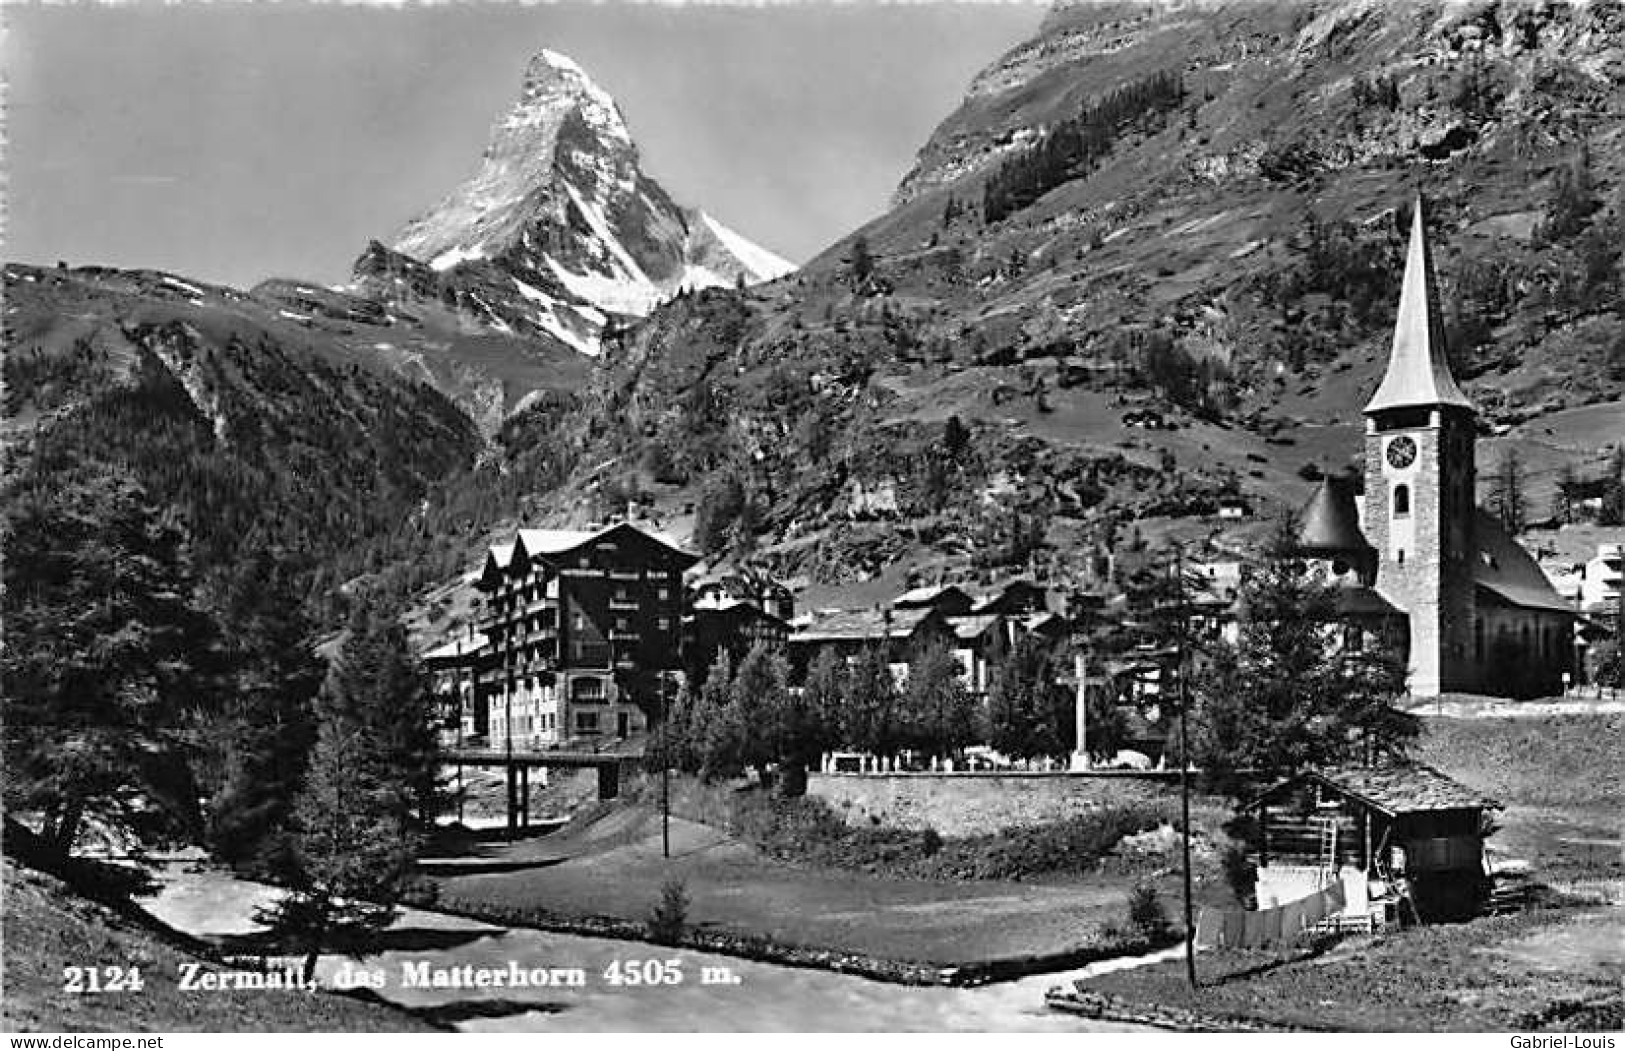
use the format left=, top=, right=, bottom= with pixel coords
left=513, top=48, right=632, bottom=146
left=363, top=46, right=793, bottom=358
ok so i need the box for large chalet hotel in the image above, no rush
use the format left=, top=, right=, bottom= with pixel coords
left=451, top=524, right=696, bottom=749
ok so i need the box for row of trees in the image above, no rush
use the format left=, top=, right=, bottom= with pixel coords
left=655, top=642, right=984, bottom=793
left=652, top=517, right=1419, bottom=795
left=1492, top=446, right=1625, bottom=534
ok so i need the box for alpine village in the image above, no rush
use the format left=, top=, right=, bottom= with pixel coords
left=5, top=0, right=1624, bottom=1036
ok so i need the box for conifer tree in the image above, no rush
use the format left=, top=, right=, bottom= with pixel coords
left=902, top=642, right=978, bottom=762
left=1601, top=448, right=1625, bottom=527
left=693, top=649, right=739, bottom=781
left=263, top=597, right=437, bottom=981
left=984, top=635, right=1070, bottom=762
left=1552, top=462, right=1580, bottom=526
left=1190, top=517, right=1415, bottom=783
left=841, top=645, right=903, bottom=761
left=729, top=641, right=791, bottom=783
left=204, top=550, right=323, bottom=877
left=1489, top=448, right=1528, bottom=534
left=650, top=679, right=700, bottom=776
left=2, top=466, right=224, bottom=860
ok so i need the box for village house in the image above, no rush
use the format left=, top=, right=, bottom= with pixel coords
left=691, top=569, right=796, bottom=621
left=424, top=627, right=495, bottom=746
left=685, top=600, right=791, bottom=682
left=972, top=579, right=1052, bottom=616
left=1577, top=542, right=1623, bottom=613
left=943, top=613, right=1012, bottom=697
left=473, top=523, right=697, bottom=749
left=786, top=607, right=956, bottom=683
left=893, top=583, right=976, bottom=616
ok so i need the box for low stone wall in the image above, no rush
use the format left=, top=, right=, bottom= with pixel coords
left=805, top=771, right=1183, bottom=837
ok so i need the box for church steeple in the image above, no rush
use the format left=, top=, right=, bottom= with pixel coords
left=1364, top=196, right=1475, bottom=416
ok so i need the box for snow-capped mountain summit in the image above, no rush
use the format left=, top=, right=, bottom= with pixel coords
left=359, top=48, right=794, bottom=356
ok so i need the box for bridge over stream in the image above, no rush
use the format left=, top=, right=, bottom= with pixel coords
left=442, top=747, right=645, bottom=836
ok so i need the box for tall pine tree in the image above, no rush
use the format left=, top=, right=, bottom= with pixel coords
left=1191, top=518, right=1415, bottom=782
left=263, top=597, right=438, bottom=980
left=902, top=643, right=978, bottom=763
left=203, top=549, right=323, bottom=877
left=2, top=466, right=224, bottom=859
left=984, top=635, right=1071, bottom=762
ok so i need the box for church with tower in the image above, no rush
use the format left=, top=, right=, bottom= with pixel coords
left=1296, top=197, right=1575, bottom=698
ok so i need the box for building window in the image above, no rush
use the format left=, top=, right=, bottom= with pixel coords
left=614, top=617, right=629, bottom=632
left=572, top=677, right=605, bottom=701
left=657, top=616, right=670, bottom=632
left=658, top=586, right=670, bottom=601
left=1393, top=484, right=1410, bottom=517
left=575, top=711, right=600, bottom=733
left=1397, top=549, right=1405, bottom=565
left=1475, top=618, right=1485, bottom=662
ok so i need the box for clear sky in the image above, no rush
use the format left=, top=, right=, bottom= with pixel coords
left=4, top=1, right=1045, bottom=288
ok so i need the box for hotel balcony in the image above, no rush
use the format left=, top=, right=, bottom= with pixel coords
left=571, top=644, right=612, bottom=668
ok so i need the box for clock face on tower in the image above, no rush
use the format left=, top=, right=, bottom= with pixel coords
left=1386, top=436, right=1418, bottom=469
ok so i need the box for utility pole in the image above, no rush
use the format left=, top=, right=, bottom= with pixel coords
left=661, top=673, right=671, bottom=859
left=1174, top=544, right=1198, bottom=990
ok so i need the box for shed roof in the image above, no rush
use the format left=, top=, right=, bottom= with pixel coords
left=1244, top=762, right=1500, bottom=817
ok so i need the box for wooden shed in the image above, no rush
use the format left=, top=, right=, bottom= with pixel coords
left=1242, top=763, right=1501, bottom=923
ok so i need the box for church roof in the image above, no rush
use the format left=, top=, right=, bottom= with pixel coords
left=1472, top=510, right=1576, bottom=614
left=1364, top=197, right=1476, bottom=416
left=1297, top=476, right=1372, bottom=556
left=1332, top=585, right=1404, bottom=619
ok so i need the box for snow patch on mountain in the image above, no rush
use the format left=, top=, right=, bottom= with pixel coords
left=546, top=258, right=664, bottom=318
left=701, top=213, right=796, bottom=281
left=431, top=245, right=488, bottom=271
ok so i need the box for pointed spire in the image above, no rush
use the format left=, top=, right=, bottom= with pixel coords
left=1364, top=196, right=1475, bottom=416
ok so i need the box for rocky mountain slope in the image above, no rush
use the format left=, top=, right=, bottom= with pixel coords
left=404, top=0, right=1622, bottom=631
left=351, top=49, right=795, bottom=360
